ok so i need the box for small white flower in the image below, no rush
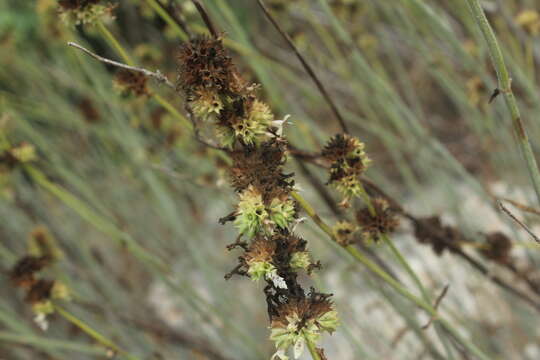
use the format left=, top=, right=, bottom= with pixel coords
left=34, top=313, right=49, bottom=331
left=266, top=270, right=288, bottom=289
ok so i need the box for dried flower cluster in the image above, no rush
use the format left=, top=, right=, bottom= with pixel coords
left=177, top=36, right=337, bottom=359
left=480, top=232, right=513, bottom=264
left=0, top=142, right=37, bottom=171
left=10, top=227, right=69, bottom=331
left=178, top=36, right=286, bottom=148
left=114, top=69, right=150, bottom=97
left=58, top=0, right=115, bottom=25
left=413, top=216, right=463, bottom=256
left=356, top=198, right=399, bottom=243
left=322, top=133, right=371, bottom=206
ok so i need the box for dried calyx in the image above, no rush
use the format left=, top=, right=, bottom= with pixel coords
left=322, top=134, right=370, bottom=205
left=356, top=198, right=399, bottom=243
left=114, top=69, right=150, bottom=97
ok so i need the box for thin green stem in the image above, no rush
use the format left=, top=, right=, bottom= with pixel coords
left=95, top=21, right=192, bottom=130
left=97, top=22, right=133, bottom=65
left=305, top=336, right=322, bottom=360
left=144, top=0, right=189, bottom=41
left=54, top=305, right=139, bottom=360
left=292, top=191, right=490, bottom=360
left=465, top=0, right=540, bottom=206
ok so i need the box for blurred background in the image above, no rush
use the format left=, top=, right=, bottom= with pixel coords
left=1, top=0, right=540, bottom=359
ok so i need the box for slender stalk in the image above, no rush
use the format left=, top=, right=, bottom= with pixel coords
left=93, top=22, right=192, bottom=130
left=96, top=22, right=133, bottom=65
left=54, top=305, right=139, bottom=360
left=257, top=0, right=349, bottom=134
left=305, top=336, right=322, bottom=360
left=465, top=0, right=540, bottom=206
left=291, top=191, right=491, bottom=360
left=145, top=0, right=189, bottom=41
left=67, top=42, right=175, bottom=89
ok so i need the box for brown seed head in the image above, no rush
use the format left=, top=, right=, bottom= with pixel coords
left=413, top=216, right=462, bottom=255
left=356, top=198, right=399, bottom=242
left=10, top=256, right=50, bottom=288
left=25, top=279, right=55, bottom=304
left=114, top=70, right=149, bottom=97
left=177, top=36, right=246, bottom=96
left=481, top=232, right=513, bottom=264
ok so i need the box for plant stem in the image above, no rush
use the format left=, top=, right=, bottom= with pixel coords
left=94, top=22, right=192, bottom=130
left=305, top=336, right=322, bottom=360
left=291, top=190, right=490, bottom=360
left=54, top=305, right=139, bottom=360
left=97, top=22, right=133, bottom=65
left=465, top=0, right=540, bottom=206
left=144, top=0, right=189, bottom=41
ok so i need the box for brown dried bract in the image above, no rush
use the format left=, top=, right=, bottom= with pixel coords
left=413, top=216, right=462, bottom=255
left=271, top=291, right=334, bottom=327
left=356, top=198, right=399, bottom=242
left=229, top=139, right=292, bottom=196
left=322, top=134, right=357, bottom=162
left=10, top=256, right=50, bottom=288
left=115, top=69, right=149, bottom=97
left=25, top=279, right=55, bottom=304
left=177, top=36, right=246, bottom=96
left=481, top=232, right=513, bottom=264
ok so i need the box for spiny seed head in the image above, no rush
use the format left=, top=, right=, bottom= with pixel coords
left=10, top=256, right=50, bottom=288
left=289, top=251, right=311, bottom=271
left=268, top=196, right=296, bottom=230
left=323, top=134, right=370, bottom=204
left=177, top=36, right=245, bottom=96
left=270, top=294, right=338, bottom=359
left=322, top=134, right=367, bottom=164
left=189, top=88, right=224, bottom=120
left=356, top=198, right=399, bottom=243
left=234, top=185, right=268, bottom=238
left=114, top=70, right=150, bottom=97
left=481, top=232, right=512, bottom=264
left=229, top=139, right=289, bottom=193
left=332, top=221, right=358, bottom=246
left=244, top=236, right=276, bottom=264
left=58, top=0, right=115, bottom=26
left=228, top=99, right=274, bottom=146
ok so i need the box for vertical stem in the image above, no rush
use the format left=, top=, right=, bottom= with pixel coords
left=465, top=0, right=540, bottom=206
left=96, top=22, right=133, bottom=66
left=94, top=22, right=192, bottom=130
